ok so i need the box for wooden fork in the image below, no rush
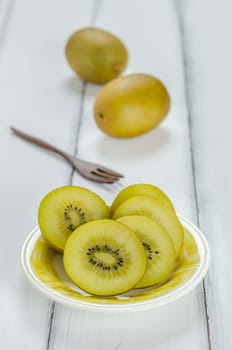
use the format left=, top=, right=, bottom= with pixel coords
left=10, top=127, right=123, bottom=183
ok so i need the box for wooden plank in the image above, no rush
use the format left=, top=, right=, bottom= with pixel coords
left=179, top=0, right=232, bottom=348
left=50, top=0, right=209, bottom=349
left=0, top=0, right=93, bottom=349
left=50, top=293, right=207, bottom=350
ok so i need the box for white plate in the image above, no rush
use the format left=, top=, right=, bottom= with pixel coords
left=21, top=215, right=210, bottom=312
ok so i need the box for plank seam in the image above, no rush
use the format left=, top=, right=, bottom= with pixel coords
left=69, top=81, right=87, bottom=184
left=46, top=302, right=56, bottom=350
left=69, top=0, right=103, bottom=183
left=90, top=0, right=104, bottom=26
left=46, top=1, right=104, bottom=348
left=0, top=0, right=15, bottom=51
left=174, top=1, right=212, bottom=349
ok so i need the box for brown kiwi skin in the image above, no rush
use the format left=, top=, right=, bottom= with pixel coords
left=65, top=27, right=128, bottom=84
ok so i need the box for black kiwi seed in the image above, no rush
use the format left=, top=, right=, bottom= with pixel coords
left=63, top=205, right=86, bottom=232
left=68, top=224, right=75, bottom=232
left=86, top=244, right=124, bottom=270
left=143, top=242, right=155, bottom=260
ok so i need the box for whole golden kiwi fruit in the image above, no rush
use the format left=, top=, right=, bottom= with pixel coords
left=65, top=27, right=128, bottom=84
left=93, top=73, right=170, bottom=138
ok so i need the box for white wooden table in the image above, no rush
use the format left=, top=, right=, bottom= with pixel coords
left=1, top=0, right=231, bottom=349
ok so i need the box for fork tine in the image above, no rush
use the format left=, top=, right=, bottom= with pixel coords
left=84, top=172, right=118, bottom=183
left=94, top=169, right=122, bottom=180
left=95, top=167, right=124, bottom=178
left=90, top=171, right=120, bottom=183
left=74, top=158, right=124, bottom=178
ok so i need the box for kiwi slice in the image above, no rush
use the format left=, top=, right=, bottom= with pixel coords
left=38, top=186, right=109, bottom=252
left=63, top=219, right=147, bottom=296
left=117, top=216, right=175, bottom=288
left=112, top=195, right=184, bottom=258
left=110, top=183, right=175, bottom=217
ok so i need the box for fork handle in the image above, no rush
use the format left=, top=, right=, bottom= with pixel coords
left=10, top=127, right=74, bottom=164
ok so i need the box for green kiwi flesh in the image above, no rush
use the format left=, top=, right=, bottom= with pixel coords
left=112, top=195, right=184, bottom=258
left=63, top=219, right=147, bottom=296
left=110, top=183, right=175, bottom=216
left=38, top=186, right=109, bottom=252
left=117, top=216, right=175, bottom=288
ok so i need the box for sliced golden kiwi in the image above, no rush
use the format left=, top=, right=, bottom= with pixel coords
left=117, top=216, right=175, bottom=288
left=38, top=186, right=109, bottom=253
left=63, top=219, right=147, bottom=296
left=112, top=195, right=184, bottom=258
left=110, top=183, right=175, bottom=216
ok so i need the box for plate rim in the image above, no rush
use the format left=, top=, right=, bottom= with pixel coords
left=20, top=215, right=210, bottom=312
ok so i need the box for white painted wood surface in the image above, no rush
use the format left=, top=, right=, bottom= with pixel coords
left=0, top=0, right=231, bottom=348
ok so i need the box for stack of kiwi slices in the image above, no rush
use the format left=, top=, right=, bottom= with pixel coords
left=38, top=184, right=184, bottom=297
